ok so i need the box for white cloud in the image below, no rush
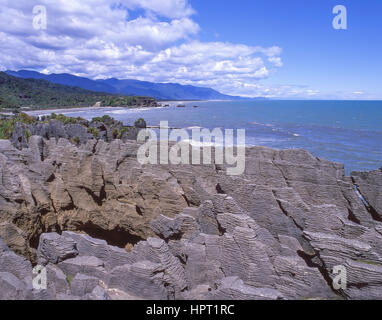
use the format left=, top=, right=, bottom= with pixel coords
left=125, top=0, right=195, bottom=18
left=268, top=57, right=283, bottom=67
left=0, top=0, right=286, bottom=97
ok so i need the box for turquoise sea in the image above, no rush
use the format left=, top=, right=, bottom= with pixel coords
left=29, top=100, right=382, bottom=174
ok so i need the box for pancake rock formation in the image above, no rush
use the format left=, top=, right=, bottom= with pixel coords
left=0, top=134, right=382, bottom=300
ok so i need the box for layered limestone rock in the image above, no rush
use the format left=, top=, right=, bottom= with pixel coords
left=0, top=135, right=382, bottom=299
left=352, top=167, right=382, bottom=222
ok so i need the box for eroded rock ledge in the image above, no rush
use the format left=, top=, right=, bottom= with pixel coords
left=0, top=136, right=381, bottom=300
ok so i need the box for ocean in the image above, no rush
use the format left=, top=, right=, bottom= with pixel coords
left=28, top=100, right=382, bottom=175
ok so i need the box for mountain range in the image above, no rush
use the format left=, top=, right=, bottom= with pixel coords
left=5, top=70, right=255, bottom=101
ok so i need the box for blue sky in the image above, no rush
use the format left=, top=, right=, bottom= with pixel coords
left=0, top=0, right=381, bottom=99
left=191, top=0, right=382, bottom=99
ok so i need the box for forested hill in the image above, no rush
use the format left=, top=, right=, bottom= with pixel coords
left=7, top=70, right=253, bottom=101
left=0, top=72, right=155, bottom=111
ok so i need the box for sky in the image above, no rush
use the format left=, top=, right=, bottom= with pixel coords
left=0, top=0, right=381, bottom=99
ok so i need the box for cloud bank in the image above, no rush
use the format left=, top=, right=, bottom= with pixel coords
left=0, top=0, right=288, bottom=97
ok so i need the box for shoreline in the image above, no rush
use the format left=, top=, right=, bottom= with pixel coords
left=1, top=99, right=221, bottom=117
left=22, top=100, right=210, bottom=116
left=24, top=105, right=164, bottom=117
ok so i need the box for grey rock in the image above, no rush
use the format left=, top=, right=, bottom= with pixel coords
left=0, top=237, right=9, bottom=254
left=179, top=285, right=213, bottom=300
left=62, top=231, right=134, bottom=270
left=151, top=213, right=200, bottom=241
left=47, top=120, right=69, bottom=141
left=131, top=238, right=188, bottom=297
left=108, top=261, right=168, bottom=300
left=46, top=264, right=70, bottom=296
left=56, top=293, right=82, bottom=300
left=0, top=222, right=28, bottom=258
left=10, top=123, right=29, bottom=150
left=70, top=273, right=100, bottom=296
left=57, top=256, right=107, bottom=281
left=0, top=251, right=32, bottom=280
left=1, top=133, right=382, bottom=300
left=273, top=255, right=336, bottom=300
left=37, top=232, right=78, bottom=265
left=208, top=277, right=284, bottom=300
left=82, top=285, right=111, bottom=300
left=65, top=124, right=90, bottom=144
left=304, top=231, right=380, bottom=265
left=352, top=168, right=382, bottom=220
left=180, top=241, right=224, bottom=289
left=197, top=200, right=221, bottom=235
left=151, top=215, right=184, bottom=240
left=343, top=259, right=382, bottom=299
left=24, top=287, right=54, bottom=300
left=0, top=272, right=26, bottom=300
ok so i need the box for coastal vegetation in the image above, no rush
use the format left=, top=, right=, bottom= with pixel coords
left=0, top=113, right=36, bottom=139
left=0, top=112, right=147, bottom=147
left=0, top=72, right=156, bottom=111
left=134, top=118, right=147, bottom=128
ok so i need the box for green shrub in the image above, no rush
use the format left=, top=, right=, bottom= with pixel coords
left=91, top=117, right=102, bottom=123
left=0, top=120, right=14, bottom=139
left=66, top=274, right=73, bottom=287
left=92, top=115, right=113, bottom=124
left=17, top=112, right=36, bottom=124
left=119, top=127, right=131, bottom=139
left=0, top=112, right=37, bottom=140
left=72, top=136, right=80, bottom=145
left=24, top=129, right=31, bottom=141
left=88, top=127, right=99, bottom=138
left=134, top=118, right=147, bottom=128
left=112, top=128, right=119, bottom=139
left=49, top=113, right=84, bottom=125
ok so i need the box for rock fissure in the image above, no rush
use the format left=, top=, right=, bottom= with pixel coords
left=352, top=179, right=382, bottom=223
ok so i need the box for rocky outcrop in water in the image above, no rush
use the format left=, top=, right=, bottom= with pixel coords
left=0, top=134, right=381, bottom=300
